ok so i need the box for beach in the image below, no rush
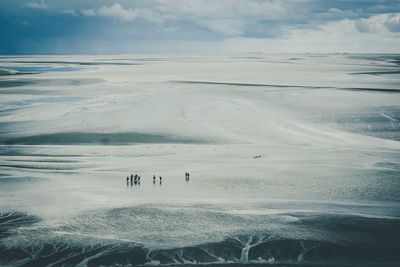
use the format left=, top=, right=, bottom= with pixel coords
left=0, top=54, right=399, bottom=266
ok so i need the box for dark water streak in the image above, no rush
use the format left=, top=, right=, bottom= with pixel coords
left=0, top=132, right=207, bottom=145
left=173, top=80, right=400, bottom=93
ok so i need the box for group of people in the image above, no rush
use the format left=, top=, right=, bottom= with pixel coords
left=126, top=173, right=163, bottom=186
left=126, top=174, right=142, bottom=185
left=125, top=172, right=190, bottom=185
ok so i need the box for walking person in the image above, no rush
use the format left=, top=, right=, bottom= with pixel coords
left=153, top=175, right=156, bottom=184
left=159, top=176, right=162, bottom=184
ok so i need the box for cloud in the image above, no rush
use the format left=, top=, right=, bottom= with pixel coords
left=156, top=0, right=292, bottom=20
left=354, top=19, right=374, bottom=33
left=2, top=0, right=400, bottom=53
left=202, top=20, right=244, bottom=36
left=81, top=4, right=137, bottom=21
left=97, top=3, right=138, bottom=21
left=154, top=0, right=295, bottom=36
left=60, top=1, right=400, bottom=38
left=62, top=9, right=77, bottom=16
left=384, top=14, right=400, bottom=32
left=217, top=18, right=400, bottom=53
left=81, top=9, right=97, bottom=17
left=354, top=13, right=400, bottom=33
left=24, top=1, right=48, bottom=9
left=80, top=3, right=170, bottom=25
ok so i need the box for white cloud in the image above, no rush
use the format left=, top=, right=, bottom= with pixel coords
left=156, top=0, right=291, bottom=19
left=354, top=13, right=400, bottom=34
left=80, top=3, right=170, bottom=24
left=97, top=3, right=138, bottom=22
left=62, top=9, right=77, bottom=16
left=81, top=3, right=138, bottom=21
left=24, top=1, right=48, bottom=9
left=70, top=1, right=400, bottom=40
left=216, top=18, right=400, bottom=53
left=154, top=0, right=294, bottom=35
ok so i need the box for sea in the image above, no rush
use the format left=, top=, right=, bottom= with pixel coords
left=0, top=54, right=399, bottom=266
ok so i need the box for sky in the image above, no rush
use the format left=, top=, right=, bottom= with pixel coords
left=1, top=0, right=400, bottom=54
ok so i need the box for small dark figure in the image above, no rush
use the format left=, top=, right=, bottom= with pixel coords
left=138, top=176, right=141, bottom=182
left=153, top=175, right=156, bottom=184
left=187, top=172, right=190, bottom=181
left=130, top=174, right=133, bottom=183
left=126, top=176, right=129, bottom=183
left=159, top=176, right=162, bottom=184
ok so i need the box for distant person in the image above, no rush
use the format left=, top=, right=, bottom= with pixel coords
left=159, top=176, right=162, bottom=184
left=126, top=176, right=129, bottom=183
left=130, top=174, right=133, bottom=184
left=153, top=175, right=156, bottom=184
left=187, top=172, right=190, bottom=181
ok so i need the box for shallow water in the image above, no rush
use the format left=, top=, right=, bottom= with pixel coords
left=0, top=54, right=399, bottom=266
